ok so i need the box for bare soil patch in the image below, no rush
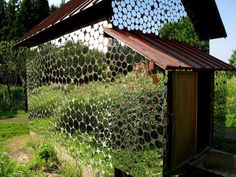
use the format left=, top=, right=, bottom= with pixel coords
left=0, top=117, right=28, bottom=123
left=4, top=134, right=33, bottom=163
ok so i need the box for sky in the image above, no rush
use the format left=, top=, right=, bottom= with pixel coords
left=48, top=0, right=68, bottom=6
left=210, top=0, right=236, bottom=63
left=49, top=0, right=235, bottom=63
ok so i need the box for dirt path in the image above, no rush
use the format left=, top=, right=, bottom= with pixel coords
left=4, top=134, right=33, bottom=164
left=0, top=118, right=31, bottom=163
left=0, top=117, right=28, bottom=123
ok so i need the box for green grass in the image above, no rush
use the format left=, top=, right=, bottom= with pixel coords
left=226, top=76, right=236, bottom=128
left=0, top=110, right=27, bottom=119
left=0, top=122, right=29, bottom=142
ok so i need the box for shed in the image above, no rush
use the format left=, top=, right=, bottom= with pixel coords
left=103, top=28, right=234, bottom=170
left=16, top=0, right=234, bottom=176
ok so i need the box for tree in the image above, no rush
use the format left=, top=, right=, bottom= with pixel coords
left=50, top=4, right=58, bottom=14
left=0, top=41, right=17, bottom=95
left=159, top=17, right=209, bottom=53
left=229, top=50, right=236, bottom=67
left=0, top=0, right=6, bottom=30
left=2, top=0, right=20, bottom=40
left=15, top=0, right=50, bottom=39
left=15, top=0, right=34, bottom=37
left=33, top=0, right=50, bottom=27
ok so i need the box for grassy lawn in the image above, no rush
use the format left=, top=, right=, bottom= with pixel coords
left=0, top=122, right=29, bottom=142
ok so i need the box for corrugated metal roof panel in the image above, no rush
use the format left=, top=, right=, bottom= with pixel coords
left=15, top=0, right=98, bottom=46
left=15, top=0, right=228, bottom=47
left=104, top=28, right=234, bottom=71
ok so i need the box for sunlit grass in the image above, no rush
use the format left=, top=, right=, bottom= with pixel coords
left=0, top=122, right=29, bottom=142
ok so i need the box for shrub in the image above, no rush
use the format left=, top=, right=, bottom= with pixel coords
left=0, top=152, right=45, bottom=177
left=0, top=85, right=25, bottom=113
left=29, top=143, right=60, bottom=173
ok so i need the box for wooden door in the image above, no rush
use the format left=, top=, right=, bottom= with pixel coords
left=170, top=71, right=197, bottom=169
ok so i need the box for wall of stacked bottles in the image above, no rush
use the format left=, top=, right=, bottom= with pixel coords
left=111, top=0, right=187, bottom=34
left=27, top=19, right=168, bottom=176
left=25, top=0, right=219, bottom=176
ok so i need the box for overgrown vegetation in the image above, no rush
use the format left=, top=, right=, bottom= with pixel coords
left=0, top=85, right=25, bottom=116
left=28, top=144, right=60, bottom=174
left=28, top=73, right=166, bottom=177
left=0, top=152, right=45, bottom=177
left=160, top=17, right=209, bottom=53
left=0, top=41, right=28, bottom=115
left=229, top=50, right=236, bottom=67
left=0, top=142, right=82, bottom=177
left=0, top=119, right=83, bottom=177
left=226, top=76, right=236, bottom=128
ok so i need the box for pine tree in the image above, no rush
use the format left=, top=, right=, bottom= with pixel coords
left=0, top=0, right=6, bottom=38
left=16, top=0, right=34, bottom=37
left=2, top=0, right=20, bottom=40
left=33, top=0, right=50, bottom=26
left=50, top=4, right=58, bottom=14
left=15, top=0, right=50, bottom=38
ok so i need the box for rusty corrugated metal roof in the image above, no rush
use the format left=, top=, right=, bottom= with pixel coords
left=15, top=0, right=227, bottom=47
left=15, top=0, right=103, bottom=46
left=104, top=28, right=234, bottom=71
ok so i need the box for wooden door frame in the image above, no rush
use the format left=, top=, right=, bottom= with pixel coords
left=166, top=71, right=198, bottom=170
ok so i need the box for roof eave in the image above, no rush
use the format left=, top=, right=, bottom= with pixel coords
left=181, top=0, right=227, bottom=40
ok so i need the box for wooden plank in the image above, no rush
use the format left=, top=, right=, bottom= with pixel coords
left=171, top=71, right=197, bottom=168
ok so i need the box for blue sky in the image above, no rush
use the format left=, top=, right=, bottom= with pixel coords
left=48, top=0, right=235, bottom=63
left=210, top=0, right=236, bottom=63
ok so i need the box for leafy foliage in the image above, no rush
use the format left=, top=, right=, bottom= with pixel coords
left=0, top=41, right=28, bottom=112
left=1, top=0, right=20, bottom=41
left=229, top=50, right=236, bottom=68
left=0, top=41, right=17, bottom=86
left=160, top=17, right=209, bottom=53
left=0, top=85, right=25, bottom=113
left=226, top=76, right=236, bottom=127
left=0, top=0, right=53, bottom=41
